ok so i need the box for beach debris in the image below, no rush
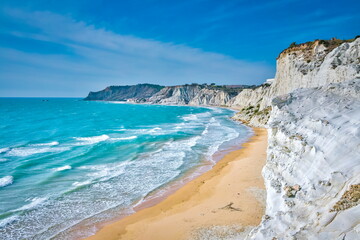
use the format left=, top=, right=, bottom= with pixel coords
left=220, top=202, right=241, bottom=211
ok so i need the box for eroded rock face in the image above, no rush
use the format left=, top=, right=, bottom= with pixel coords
left=270, top=38, right=360, bottom=97
left=84, top=84, right=164, bottom=101
left=148, top=85, right=235, bottom=106
left=248, top=79, right=360, bottom=240
left=230, top=38, right=360, bottom=127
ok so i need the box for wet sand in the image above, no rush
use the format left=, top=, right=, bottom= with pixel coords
left=85, top=128, right=267, bottom=240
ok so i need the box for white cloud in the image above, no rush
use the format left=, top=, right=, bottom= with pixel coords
left=0, top=9, right=274, bottom=97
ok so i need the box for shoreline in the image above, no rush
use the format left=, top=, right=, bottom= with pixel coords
left=85, top=128, right=268, bottom=240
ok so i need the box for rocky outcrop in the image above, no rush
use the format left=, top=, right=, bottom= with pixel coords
left=149, top=85, right=239, bottom=106
left=270, top=38, right=360, bottom=97
left=230, top=37, right=360, bottom=126
left=85, top=83, right=247, bottom=106
left=84, top=84, right=164, bottom=101
left=248, top=79, right=360, bottom=239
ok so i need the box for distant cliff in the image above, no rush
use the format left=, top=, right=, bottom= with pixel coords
left=85, top=83, right=252, bottom=106
left=84, top=84, right=164, bottom=101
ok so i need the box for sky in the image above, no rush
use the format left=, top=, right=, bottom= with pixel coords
left=0, top=0, right=359, bottom=97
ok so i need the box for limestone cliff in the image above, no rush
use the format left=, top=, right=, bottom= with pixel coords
left=230, top=37, right=360, bottom=126
left=84, top=84, right=164, bottom=101
left=248, top=79, right=360, bottom=240
left=85, top=84, right=248, bottom=106
left=149, top=85, right=240, bottom=106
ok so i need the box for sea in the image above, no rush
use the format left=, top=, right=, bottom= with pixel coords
left=0, top=98, right=252, bottom=239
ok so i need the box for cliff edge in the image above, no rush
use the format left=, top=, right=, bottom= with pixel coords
left=248, top=79, right=360, bottom=239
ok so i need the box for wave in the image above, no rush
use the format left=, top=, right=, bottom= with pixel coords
left=0, top=158, right=9, bottom=162
left=111, top=136, right=138, bottom=141
left=201, top=125, right=209, bottom=135
left=74, top=134, right=110, bottom=145
left=54, top=165, right=72, bottom=172
left=0, top=147, right=9, bottom=154
left=0, top=215, right=18, bottom=228
left=182, top=114, right=198, bottom=121
left=78, top=162, right=127, bottom=181
left=6, top=146, right=70, bottom=157
left=0, top=175, right=13, bottom=187
left=72, top=180, right=92, bottom=187
left=14, top=197, right=48, bottom=212
left=148, top=127, right=162, bottom=133
left=30, top=141, right=59, bottom=146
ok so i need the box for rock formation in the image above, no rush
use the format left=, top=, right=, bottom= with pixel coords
left=248, top=79, right=360, bottom=240
left=230, top=37, right=360, bottom=126
left=84, top=84, right=164, bottom=101
left=85, top=83, right=250, bottom=106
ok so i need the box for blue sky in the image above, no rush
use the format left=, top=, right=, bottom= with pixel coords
left=0, top=0, right=359, bottom=97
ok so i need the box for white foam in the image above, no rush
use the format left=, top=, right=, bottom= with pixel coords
left=0, top=158, right=9, bottom=162
left=0, top=215, right=19, bottom=228
left=15, top=197, right=48, bottom=211
left=148, top=127, right=162, bottom=133
left=0, top=175, right=13, bottom=187
left=182, top=114, right=198, bottom=121
left=30, top=141, right=59, bottom=146
left=6, top=146, right=70, bottom=157
left=74, top=135, right=110, bottom=145
left=0, top=147, right=9, bottom=153
left=111, top=136, right=138, bottom=141
left=202, top=125, right=209, bottom=135
left=54, top=165, right=72, bottom=172
left=72, top=180, right=92, bottom=187
left=79, top=162, right=128, bottom=181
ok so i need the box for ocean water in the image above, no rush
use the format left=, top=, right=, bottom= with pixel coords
left=0, top=98, right=251, bottom=239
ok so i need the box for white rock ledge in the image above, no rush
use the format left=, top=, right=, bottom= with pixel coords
left=248, top=79, right=360, bottom=240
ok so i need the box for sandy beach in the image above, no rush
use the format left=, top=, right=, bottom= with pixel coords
left=86, top=128, right=267, bottom=240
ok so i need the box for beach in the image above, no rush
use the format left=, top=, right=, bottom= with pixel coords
left=86, top=128, right=267, bottom=240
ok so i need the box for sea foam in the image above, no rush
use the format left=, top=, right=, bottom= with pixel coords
left=111, top=136, right=138, bottom=141
left=74, top=135, right=110, bottom=145
left=0, top=175, right=13, bottom=187
left=30, top=141, right=59, bottom=146
left=15, top=197, right=48, bottom=211
left=6, top=146, right=70, bottom=157
left=0, top=147, right=10, bottom=154
left=54, top=165, right=72, bottom=172
left=0, top=215, right=19, bottom=228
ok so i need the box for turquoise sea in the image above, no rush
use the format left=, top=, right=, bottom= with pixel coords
left=0, top=98, right=251, bottom=239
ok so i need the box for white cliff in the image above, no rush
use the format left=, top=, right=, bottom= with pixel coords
left=231, top=38, right=360, bottom=127
left=148, top=85, right=238, bottom=106
left=270, top=38, right=360, bottom=96
left=248, top=79, right=360, bottom=240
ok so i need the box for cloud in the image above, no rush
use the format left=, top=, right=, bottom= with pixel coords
left=0, top=8, right=274, bottom=97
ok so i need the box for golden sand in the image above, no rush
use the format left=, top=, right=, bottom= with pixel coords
left=85, top=128, right=267, bottom=240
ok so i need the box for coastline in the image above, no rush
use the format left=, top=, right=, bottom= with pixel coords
left=85, top=128, right=268, bottom=240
